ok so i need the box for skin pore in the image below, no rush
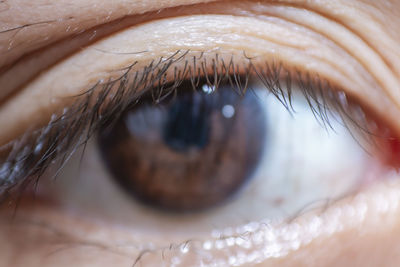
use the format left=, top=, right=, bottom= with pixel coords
left=2, top=0, right=400, bottom=266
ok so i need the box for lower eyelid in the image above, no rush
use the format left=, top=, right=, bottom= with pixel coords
left=4, top=176, right=400, bottom=266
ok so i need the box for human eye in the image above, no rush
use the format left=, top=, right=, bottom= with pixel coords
left=2, top=1, right=400, bottom=267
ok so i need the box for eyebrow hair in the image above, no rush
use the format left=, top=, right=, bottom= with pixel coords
left=0, top=50, right=373, bottom=204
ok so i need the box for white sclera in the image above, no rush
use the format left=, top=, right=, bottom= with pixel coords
left=234, top=83, right=369, bottom=221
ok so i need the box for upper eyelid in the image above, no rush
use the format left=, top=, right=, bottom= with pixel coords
left=0, top=50, right=383, bottom=200
left=0, top=11, right=391, bottom=148
left=0, top=1, right=244, bottom=101
left=2, top=1, right=397, bottom=104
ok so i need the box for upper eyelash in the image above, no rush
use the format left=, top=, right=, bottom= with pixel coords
left=0, top=50, right=372, bottom=202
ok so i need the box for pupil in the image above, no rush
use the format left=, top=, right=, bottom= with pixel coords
left=98, top=79, right=267, bottom=212
left=163, top=92, right=211, bottom=152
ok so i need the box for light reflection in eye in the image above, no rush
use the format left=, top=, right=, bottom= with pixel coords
left=202, top=84, right=216, bottom=94
left=98, top=79, right=267, bottom=212
left=222, top=105, right=235, bottom=119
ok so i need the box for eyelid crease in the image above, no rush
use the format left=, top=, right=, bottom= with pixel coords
left=0, top=1, right=214, bottom=103
left=0, top=0, right=220, bottom=68
left=0, top=50, right=383, bottom=206
left=3, top=0, right=398, bottom=110
left=250, top=3, right=400, bottom=115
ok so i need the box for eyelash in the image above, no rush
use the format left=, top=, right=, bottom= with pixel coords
left=0, top=50, right=373, bottom=202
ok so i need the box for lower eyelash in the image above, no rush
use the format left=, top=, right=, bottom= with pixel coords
left=0, top=50, right=379, bottom=203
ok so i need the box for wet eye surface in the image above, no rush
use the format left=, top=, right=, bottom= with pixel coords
left=41, top=71, right=392, bottom=231
left=99, top=79, right=266, bottom=212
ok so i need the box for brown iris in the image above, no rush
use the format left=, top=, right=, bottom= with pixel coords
left=98, top=79, right=267, bottom=212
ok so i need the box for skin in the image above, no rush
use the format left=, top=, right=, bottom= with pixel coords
left=1, top=0, right=400, bottom=266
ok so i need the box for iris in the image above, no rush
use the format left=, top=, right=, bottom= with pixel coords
left=99, top=79, right=267, bottom=212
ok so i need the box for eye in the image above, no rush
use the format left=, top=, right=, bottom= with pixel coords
left=98, top=79, right=267, bottom=212
left=86, top=74, right=379, bottom=216
left=2, top=6, right=400, bottom=266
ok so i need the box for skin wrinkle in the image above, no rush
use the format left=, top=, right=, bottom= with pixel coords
left=0, top=199, right=335, bottom=266
left=2, top=202, right=210, bottom=265
left=289, top=0, right=400, bottom=77
left=279, top=0, right=400, bottom=76
left=0, top=0, right=219, bottom=68
left=246, top=4, right=400, bottom=113
left=4, top=187, right=350, bottom=252
left=2, top=1, right=400, bottom=266
left=5, top=179, right=400, bottom=266
left=0, top=215, right=137, bottom=266
left=0, top=20, right=57, bottom=34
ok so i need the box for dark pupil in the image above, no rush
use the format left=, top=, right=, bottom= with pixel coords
left=98, top=79, right=267, bottom=212
left=163, top=92, right=211, bottom=152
